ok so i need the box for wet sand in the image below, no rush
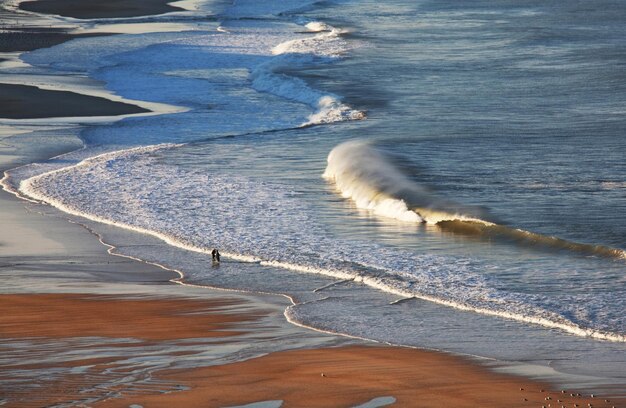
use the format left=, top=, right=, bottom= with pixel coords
left=1, top=2, right=624, bottom=408
left=0, top=293, right=262, bottom=340
left=0, top=6, right=108, bottom=53
left=1, top=177, right=620, bottom=407
left=0, top=83, right=150, bottom=119
left=19, top=0, right=184, bottom=19
left=1, top=0, right=176, bottom=120
left=0, top=293, right=280, bottom=407
left=1, top=291, right=621, bottom=407
left=100, top=346, right=620, bottom=408
left=0, top=29, right=107, bottom=52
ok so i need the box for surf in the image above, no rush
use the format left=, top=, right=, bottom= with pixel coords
left=251, top=19, right=365, bottom=126
left=323, top=140, right=626, bottom=260
left=4, top=142, right=622, bottom=343
left=3, top=0, right=624, bottom=351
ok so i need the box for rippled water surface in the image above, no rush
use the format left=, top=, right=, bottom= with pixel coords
left=4, top=0, right=625, bottom=392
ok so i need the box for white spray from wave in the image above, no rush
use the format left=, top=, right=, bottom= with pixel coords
left=323, top=140, right=485, bottom=224
left=323, top=140, right=626, bottom=260
left=323, top=140, right=422, bottom=222
left=251, top=20, right=365, bottom=126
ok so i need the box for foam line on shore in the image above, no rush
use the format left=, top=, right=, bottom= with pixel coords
left=3, top=0, right=623, bottom=350
left=13, top=145, right=625, bottom=343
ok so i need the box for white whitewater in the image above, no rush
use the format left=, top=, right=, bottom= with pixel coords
left=323, top=140, right=626, bottom=260
left=323, top=140, right=486, bottom=224
left=8, top=144, right=624, bottom=343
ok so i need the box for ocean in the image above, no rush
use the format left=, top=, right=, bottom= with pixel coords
left=3, top=0, right=625, bottom=392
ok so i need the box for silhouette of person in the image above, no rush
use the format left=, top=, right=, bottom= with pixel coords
left=212, top=248, right=220, bottom=263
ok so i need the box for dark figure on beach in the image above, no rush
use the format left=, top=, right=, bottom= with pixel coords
left=212, top=248, right=220, bottom=263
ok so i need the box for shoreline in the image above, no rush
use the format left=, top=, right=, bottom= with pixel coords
left=1, top=1, right=624, bottom=407
left=2, top=128, right=622, bottom=404
left=1, top=157, right=623, bottom=406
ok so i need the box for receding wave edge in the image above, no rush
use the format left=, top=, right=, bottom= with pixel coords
left=7, top=143, right=625, bottom=343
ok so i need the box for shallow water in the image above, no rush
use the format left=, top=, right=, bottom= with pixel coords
left=3, top=0, right=625, bottom=393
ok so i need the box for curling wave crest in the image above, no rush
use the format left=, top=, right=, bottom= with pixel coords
left=324, top=140, right=626, bottom=260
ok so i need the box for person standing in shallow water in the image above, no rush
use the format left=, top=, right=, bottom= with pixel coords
left=212, top=248, right=220, bottom=263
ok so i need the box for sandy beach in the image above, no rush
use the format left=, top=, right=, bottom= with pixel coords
left=1, top=1, right=150, bottom=119
left=0, top=279, right=618, bottom=406
left=0, top=292, right=280, bottom=407
left=95, top=346, right=619, bottom=408
left=0, top=29, right=106, bottom=53
left=1, top=0, right=624, bottom=407
left=0, top=6, right=110, bottom=53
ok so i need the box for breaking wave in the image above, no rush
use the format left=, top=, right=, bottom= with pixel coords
left=3, top=144, right=622, bottom=342
left=4, top=0, right=624, bottom=354
left=252, top=20, right=365, bottom=125
left=324, top=140, right=626, bottom=260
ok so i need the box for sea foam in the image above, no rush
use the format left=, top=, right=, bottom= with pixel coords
left=12, top=144, right=624, bottom=343
left=22, top=16, right=363, bottom=129
left=6, top=0, right=624, bottom=347
left=256, top=20, right=365, bottom=125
